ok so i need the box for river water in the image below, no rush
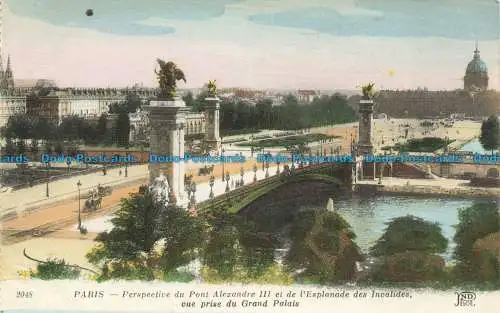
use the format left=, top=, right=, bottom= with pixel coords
left=459, top=138, right=498, bottom=153
left=303, top=195, right=494, bottom=262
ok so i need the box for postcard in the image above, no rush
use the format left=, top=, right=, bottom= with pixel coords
left=0, top=0, right=499, bottom=312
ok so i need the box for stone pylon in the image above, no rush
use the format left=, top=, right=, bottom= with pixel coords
left=204, top=96, right=221, bottom=153
left=357, top=99, right=374, bottom=155
left=145, top=97, right=190, bottom=208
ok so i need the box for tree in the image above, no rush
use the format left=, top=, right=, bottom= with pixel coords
left=30, top=257, right=80, bottom=280
left=479, top=115, right=500, bottom=154
left=453, top=201, right=500, bottom=281
left=86, top=186, right=205, bottom=280
left=284, top=209, right=362, bottom=283
left=369, top=215, right=448, bottom=283
left=125, top=93, right=142, bottom=113
left=30, top=139, right=39, bottom=156
left=43, top=141, right=52, bottom=154
left=255, top=99, right=273, bottom=129
left=4, top=114, right=33, bottom=140
left=16, top=140, right=26, bottom=155
left=96, top=113, right=109, bottom=143
left=236, top=217, right=275, bottom=278
left=58, top=115, right=86, bottom=141
left=182, top=91, right=195, bottom=107
left=370, top=215, right=448, bottom=257
left=33, top=118, right=58, bottom=141
left=54, top=141, right=64, bottom=154
left=113, top=110, right=130, bottom=147
left=3, top=137, right=16, bottom=154
left=109, top=93, right=142, bottom=114
left=201, top=212, right=240, bottom=279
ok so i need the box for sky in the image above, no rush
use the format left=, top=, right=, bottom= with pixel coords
left=3, top=0, right=500, bottom=90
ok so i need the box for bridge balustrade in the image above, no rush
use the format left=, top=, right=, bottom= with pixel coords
left=197, top=162, right=349, bottom=211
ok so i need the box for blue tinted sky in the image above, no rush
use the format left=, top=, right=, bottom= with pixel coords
left=4, top=0, right=500, bottom=89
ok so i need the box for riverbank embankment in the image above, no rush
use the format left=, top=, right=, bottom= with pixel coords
left=357, top=178, right=500, bottom=198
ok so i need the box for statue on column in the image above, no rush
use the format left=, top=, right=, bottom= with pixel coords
left=207, top=80, right=217, bottom=97
left=155, top=59, right=186, bottom=100
left=361, top=83, right=377, bottom=100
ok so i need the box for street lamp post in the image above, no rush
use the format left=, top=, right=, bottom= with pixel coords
left=253, top=163, right=258, bottom=182
left=125, top=150, right=129, bottom=178
left=190, top=181, right=197, bottom=205
left=225, top=171, right=230, bottom=192
left=240, top=166, right=244, bottom=185
left=265, top=161, right=269, bottom=178
left=221, top=147, right=225, bottom=182
left=77, top=180, right=82, bottom=230
left=45, top=163, right=50, bottom=197
left=251, top=135, right=254, bottom=157
left=187, top=183, right=192, bottom=200
left=209, top=175, right=215, bottom=199
left=276, top=161, right=280, bottom=174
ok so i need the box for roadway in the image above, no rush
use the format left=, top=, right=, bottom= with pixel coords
left=1, top=158, right=288, bottom=243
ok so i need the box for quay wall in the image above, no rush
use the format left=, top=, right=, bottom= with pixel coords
left=356, top=184, right=500, bottom=198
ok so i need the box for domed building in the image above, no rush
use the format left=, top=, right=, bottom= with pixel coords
left=464, top=43, right=489, bottom=91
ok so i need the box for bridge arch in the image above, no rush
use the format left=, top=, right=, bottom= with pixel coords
left=228, top=173, right=344, bottom=214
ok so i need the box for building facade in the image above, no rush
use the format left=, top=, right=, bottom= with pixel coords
left=373, top=43, right=497, bottom=118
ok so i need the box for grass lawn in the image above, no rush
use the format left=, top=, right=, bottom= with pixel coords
left=237, top=134, right=340, bottom=148
left=383, top=137, right=455, bottom=153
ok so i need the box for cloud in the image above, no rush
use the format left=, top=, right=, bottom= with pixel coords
left=6, top=0, right=243, bottom=36
left=248, top=0, right=499, bottom=39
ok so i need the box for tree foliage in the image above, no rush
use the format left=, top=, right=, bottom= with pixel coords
left=370, top=215, right=448, bottom=257
left=284, top=209, right=362, bottom=283
left=479, top=115, right=500, bottom=153
left=30, top=258, right=81, bottom=280
left=201, top=210, right=276, bottom=280
left=113, top=110, right=131, bottom=147
left=219, top=94, right=357, bottom=131
left=453, top=201, right=500, bottom=281
left=202, top=212, right=240, bottom=279
left=371, top=251, right=445, bottom=283
left=369, top=215, right=448, bottom=283
left=86, top=185, right=205, bottom=280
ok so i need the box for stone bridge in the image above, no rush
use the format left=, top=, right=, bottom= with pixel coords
left=197, top=163, right=353, bottom=214
left=196, top=160, right=433, bottom=214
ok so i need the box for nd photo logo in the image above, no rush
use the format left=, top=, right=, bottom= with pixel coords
left=455, top=291, right=476, bottom=307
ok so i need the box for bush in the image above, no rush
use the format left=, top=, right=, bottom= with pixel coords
left=393, top=137, right=453, bottom=152
left=100, top=260, right=155, bottom=281
left=30, top=258, right=81, bottom=280
left=370, top=215, right=448, bottom=257
left=472, top=250, right=499, bottom=282
left=199, top=265, right=293, bottom=285
left=372, top=251, right=445, bottom=283
left=163, top=269, right=196, bottom=282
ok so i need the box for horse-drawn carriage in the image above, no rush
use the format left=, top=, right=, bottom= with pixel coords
left=198, top=165, right=214, bottom=176
left=83, top=185, right=112, bottom=211
left=84, top=190, right=102, bottom=211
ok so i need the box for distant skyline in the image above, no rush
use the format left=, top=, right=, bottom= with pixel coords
left=4, top=0, right=500, bottom=90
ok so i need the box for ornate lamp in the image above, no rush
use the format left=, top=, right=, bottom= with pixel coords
left=76, top=180, right=82, bottom=230
left=225, top=171, right=230, bottom=192
left=209, top=175, right=215, bottom=199
left=253, top=163, right=258, bottom=182
left=190, top=181, right=197, bottom=205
